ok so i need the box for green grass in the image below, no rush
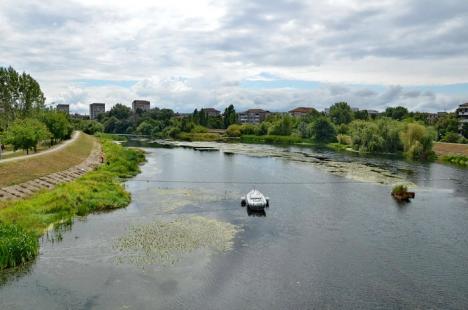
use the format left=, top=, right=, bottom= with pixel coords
left=441, top=154, right=468, bottom=167
left=95, top=133, right=128, bottom=142
left=240, top=134, right=304, bottom=144
left=177, top=132, right=223, bottom=142
left=0, top=223, right=38, bottom=269
left=0, top=132, right=95, bottom=187
left=0, top=138, right=145, bottom=270
left=392, top=184, right=408, bottom=195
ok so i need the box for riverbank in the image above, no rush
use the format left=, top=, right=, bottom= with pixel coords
left=0, top=132, right=95, bottom=188
left=0, top=138, right=145, bottom=270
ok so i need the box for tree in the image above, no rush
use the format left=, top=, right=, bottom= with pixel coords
left=223, top=105, right=237, bottom=128
left=297, top=121, right=311, bottom=138
left=435, top=114, right=459, bottom=139
left=80, top=120, right=103, bottom=135
left=103, top=116, right=119, bottom=133
left=0, top=66, right=46, bottom=128
left=268, top=115, right=293, bottom=136
left=108, top=103, right=132, bottom=120
left=4, top=118, right=51, bottom=154
left=354, top=110, right=369, bottom=120
left=462, top=122, right=468, bottom=139
left=309, top=117, right=336, bottom=143
left=329, top=102, right=353, bottom=125
left=384, top=106, right=409, bottom=120
left=135, top=120, right=154, bottom=136
left=400, top=123, right=434, bottom=160
left=40, top=110, right=72, bottom=144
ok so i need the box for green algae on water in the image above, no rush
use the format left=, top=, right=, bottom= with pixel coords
left=114, top=216, right=241, bottom=266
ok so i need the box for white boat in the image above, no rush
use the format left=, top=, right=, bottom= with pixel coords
left=241, top=189, right=269, bottom=210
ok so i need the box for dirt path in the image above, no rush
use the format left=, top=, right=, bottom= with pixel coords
left=433, top=142, right=468, bottom=156
left=0, top=139, right=102, bottom=201
left=0, top=131, right=80, bottom=163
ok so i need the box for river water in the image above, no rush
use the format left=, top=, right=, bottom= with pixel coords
left=1, top=142, right=467, bottom=309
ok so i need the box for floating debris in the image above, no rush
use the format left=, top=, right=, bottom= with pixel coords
left=114, top=216, right=241, bottom=266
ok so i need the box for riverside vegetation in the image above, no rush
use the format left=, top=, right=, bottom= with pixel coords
left=0, top=138, right=145, bottom=270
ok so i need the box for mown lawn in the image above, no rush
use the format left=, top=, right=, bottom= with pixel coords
left=0, top=132, right=95, bottom=187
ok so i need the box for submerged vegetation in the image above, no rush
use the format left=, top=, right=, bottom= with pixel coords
left=114, top=216, right=240, bottom=266
left=0, top=138, right=145, bottom=270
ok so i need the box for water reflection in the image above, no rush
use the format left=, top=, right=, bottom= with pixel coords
left=246, top=207, right=267, bottom=217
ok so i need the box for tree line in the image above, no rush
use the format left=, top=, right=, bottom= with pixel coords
left=0, top=67, right=73, bottom=154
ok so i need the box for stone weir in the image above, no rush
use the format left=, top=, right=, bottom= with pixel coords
left=0, top=142, right=102, bottom=201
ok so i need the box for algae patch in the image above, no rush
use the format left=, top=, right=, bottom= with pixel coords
left=114, top=216, right=240, bottom=266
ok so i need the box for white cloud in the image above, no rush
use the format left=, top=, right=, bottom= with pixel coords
left=1, top=0, right=467, bottom=114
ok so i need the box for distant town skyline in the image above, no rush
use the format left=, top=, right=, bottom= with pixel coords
left=1, top=0, right=467, bottom=114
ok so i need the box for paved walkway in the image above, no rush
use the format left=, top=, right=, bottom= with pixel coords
left=0, top=139, right=102, bottom=202
left=0, top=131, right=80, bottom=163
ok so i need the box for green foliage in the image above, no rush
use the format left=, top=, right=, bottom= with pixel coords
left=309, top=117, right=337, bottom=143
left=349, top=118, right=402, bottom=153
left=329, top=102, right=353, bottom=125
left=435, top=114, right=459, bottom=139
left=392, top=184, right=408, bottom=195
left=441, top=132, right=460, bottom=143
left=80, top=120, right=103, bottom=135
left=109, top=103, right=132, bottom=120
left=385, top=106, right=409, bottom=120
left=240, top=135, right=303, bottom=144
left=0, top=66, right=46, bottom=128
left=337, top=134, right=352, bottom=145
left=240, top=124, right=257, bottom=135
left=441, top=155, right=468, bottom=167
left=354, top=110, right=369, bottom=120
left=400, top=123, right=434, bottom=160
left=255, top=122, right=269, bottom=136
left=135, top=120, right=154, bottom=136
left=297, top=121, right=310, bottom=138
left=191, top=125, right=208, bottom=133
left=177, top=132, right=222, bottom=141
left=40, top=110, right=73, bottom=144
left=223, top=104, right=237, bottom=128
left=226, top=124, right=242, bottom=137
left=268, top=115, right=293, bottom=136
left=462, top=123, right=468, bottom=139
left=0, top=223, right=39, bottom=269
left=0, top=138, right=145, bottom=269
left=4, top=118, right=51, bottom=154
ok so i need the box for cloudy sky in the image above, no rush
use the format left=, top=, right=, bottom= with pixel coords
left=1, top=0, right=467, bottom=114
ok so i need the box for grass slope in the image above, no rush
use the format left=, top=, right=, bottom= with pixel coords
left=0, top=132, right=95, bottom=187
left=0, top=138, right=145, bottom=270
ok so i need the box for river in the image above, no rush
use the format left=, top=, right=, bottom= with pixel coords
left=1, top=141, right=467, bottom=309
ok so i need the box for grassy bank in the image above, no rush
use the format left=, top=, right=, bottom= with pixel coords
left=0, top=132, right=95, bottom=187
left=240, top=134, right=304, bottom=144
left=177, top=132, right=223, bottom=142
left=440, top=154, right=468, bottom=167
left=0, top=138, right=145, bottom=270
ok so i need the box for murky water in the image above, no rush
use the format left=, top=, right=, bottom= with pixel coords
left=1, top=142, right=467, bottom=309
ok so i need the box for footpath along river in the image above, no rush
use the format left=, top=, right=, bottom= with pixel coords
left=1, top=141, right=467, bottom=309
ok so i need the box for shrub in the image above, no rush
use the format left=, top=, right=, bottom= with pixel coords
left=400, top=123, right=434, bottom=160
left=308, top=117, right=337, bottom=143
left=392, top=184, right=408, bottom=195
left=337, top=134, right=352, bottom=145
left=240, top=124, right=257, bottom=135
left=226, top=124, right=242, bottom=137
left=0, top=223, right=39, bottom=269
